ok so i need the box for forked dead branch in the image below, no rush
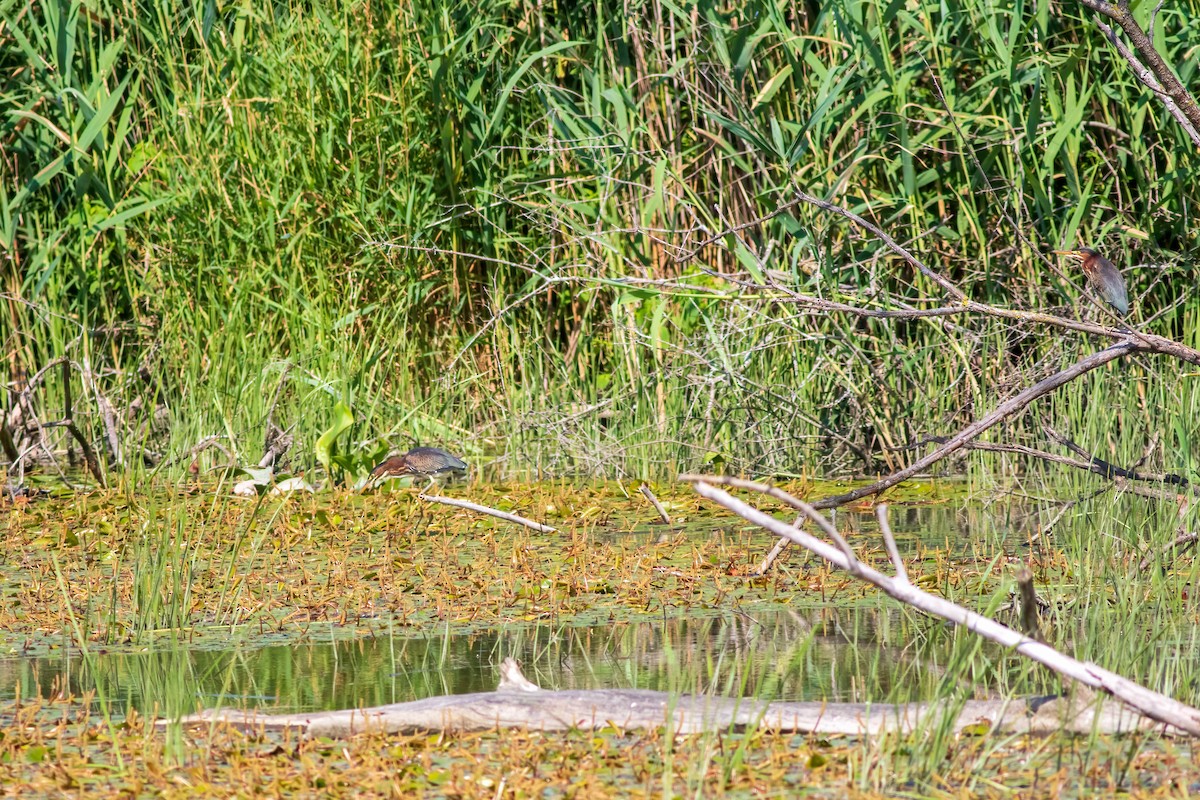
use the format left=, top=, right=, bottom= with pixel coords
left=680, top=477, right=1200, bottom=737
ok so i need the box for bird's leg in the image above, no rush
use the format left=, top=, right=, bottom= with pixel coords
left=422, top=476, right=437, bottom=496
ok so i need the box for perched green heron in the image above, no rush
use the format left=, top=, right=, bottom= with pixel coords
left=369, top=447, right=468, bottom=493
left=1054, top=247, right=1129, bottom=317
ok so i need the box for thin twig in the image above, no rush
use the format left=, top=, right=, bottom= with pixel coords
left=674, top=195, right=807, bottom=262
left=1139, top=531, right=1199, bottom=571
left=877, top=505, right=909, bottom=585
left=1030, top=485, right=1113, bottom=544
left=418, top=494, right=558, bottom=533
left=155, top=435, right=236, bottom=471
left=14, top=356, right=69, bottom=411
left=639, top=483, right=671, bottom=524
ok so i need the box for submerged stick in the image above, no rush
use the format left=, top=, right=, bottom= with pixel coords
left=639, top=483, right=671, bottom=524
left=418, top=494, right=558, bottom=533
left=686, top=478, right=1200, bottom=736
left=755, top=536, right=793, bottom=575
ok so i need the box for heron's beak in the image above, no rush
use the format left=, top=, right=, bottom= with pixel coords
left=1052, top=249, right=1078, bottom=257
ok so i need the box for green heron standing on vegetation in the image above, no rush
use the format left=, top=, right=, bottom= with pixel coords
left=369, top=447, right=468, bottom=493
left=1054, top=247, right=1129, bottom=317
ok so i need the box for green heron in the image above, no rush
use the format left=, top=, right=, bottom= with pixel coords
left=369, top=447, right=468, bottom=493
left=1054, top=247, right=1129, bottom=317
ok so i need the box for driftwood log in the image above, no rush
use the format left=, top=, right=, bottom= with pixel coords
left=166, top=657, right=1161, bottom=739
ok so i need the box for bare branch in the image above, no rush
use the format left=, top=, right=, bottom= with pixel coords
left=678, top=474, right=857, bottom=564
left=418, top=494, right=558, bottom=533
left=1079, top=0, right=1200, bottom=140
left=808, top=342, right=1138, bottom=510
left=62, top=419, right=107, bottom=487
left=690, top=479, right=1200, bottom=735
left=897, top=432, right=1196, bottom=495
left=1043, top=426, right=1192, bottom=490
left=877, top=505, right=909, bottom=585
left=1092, top=19, right=1200, bottom=147
left=639, top=483, right=671, bottom=525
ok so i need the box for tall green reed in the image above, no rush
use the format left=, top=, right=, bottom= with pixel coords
left=2, top=0, right=1198, bottom=481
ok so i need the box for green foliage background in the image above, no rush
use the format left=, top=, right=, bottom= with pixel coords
left=3, top=0, right=1199, bottom=480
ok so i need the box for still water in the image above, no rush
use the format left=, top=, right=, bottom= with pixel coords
left=3, top=608, right=949, bottom=718
left=1, top=497, right=1047, bottom=718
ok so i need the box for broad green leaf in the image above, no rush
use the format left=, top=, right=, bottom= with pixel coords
left=751, top=65, right=793, bottom=110
left=93, top=196, right=173, bottom=232
left=483, top=40, right=581, bottom=143
left=77, top=72, right=131, bottom=152
left=315, top=401, right=354, bottom=473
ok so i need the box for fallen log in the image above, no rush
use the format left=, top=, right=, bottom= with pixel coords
left=165, top=658, right=1163, bottom=738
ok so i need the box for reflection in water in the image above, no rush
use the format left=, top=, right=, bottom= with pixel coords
left=1, top=606, right=949, bottom=718
left=0, top=496, right=1047, bottom=719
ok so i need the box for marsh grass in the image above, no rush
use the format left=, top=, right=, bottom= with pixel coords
left=1, top=690, right=1189, bottom=797
left=6, top=0, right=1200, bottom=792
left=4, top=0, right=1200, bottom=484
left=11, top=483, right=1199, bottom=699
left=2, top=482, right=1198, bottom=794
